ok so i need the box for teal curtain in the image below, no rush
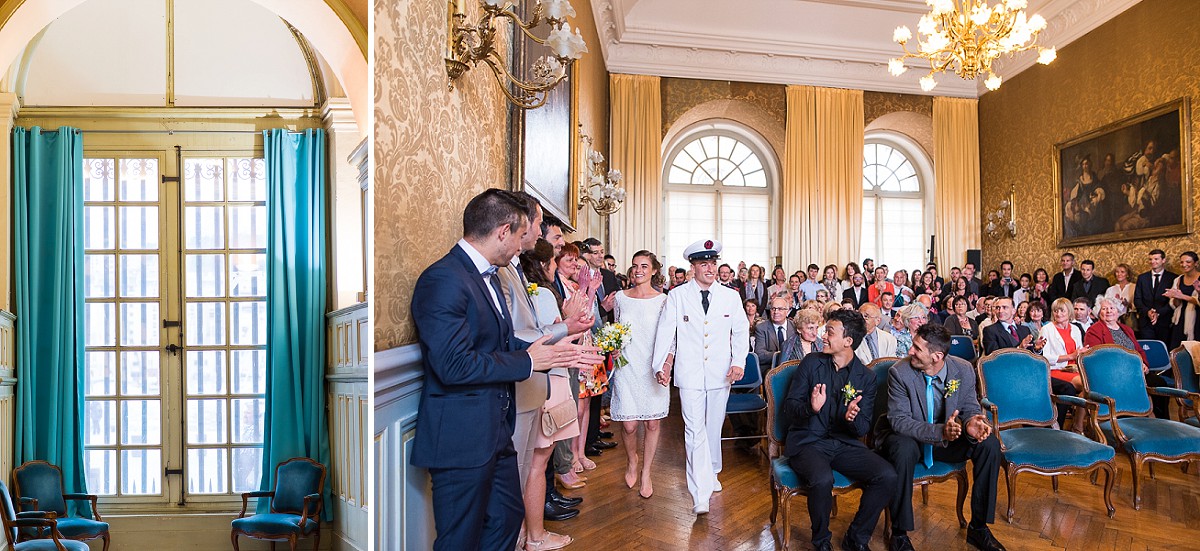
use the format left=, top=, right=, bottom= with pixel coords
left=12, top=126, right=88, bottom=507
left=260, top=128, right=331, bottom=519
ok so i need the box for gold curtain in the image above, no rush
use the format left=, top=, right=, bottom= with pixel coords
left=608, top=74, right=662, bottom=264
left=933, top=97, right=981, bottom=269
left=814, top=87, right=864, bottom=268
left=782, top=86, right=818, bottom=267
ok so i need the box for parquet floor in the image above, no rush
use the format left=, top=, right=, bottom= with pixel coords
left=549, top=391, right=1200, bottom=551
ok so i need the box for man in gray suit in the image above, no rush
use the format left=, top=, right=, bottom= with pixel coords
left=876, top=324, right=1006, bottom=551
left=754, top=296, right=796, bottom=370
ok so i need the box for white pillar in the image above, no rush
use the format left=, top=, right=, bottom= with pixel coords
left=322, top=97, right=366, bottom=309
left=0, top=92, right=20, bottom=312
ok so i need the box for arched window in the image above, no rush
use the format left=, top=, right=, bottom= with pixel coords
left=662, top=125, right=775, bottom=268
left=860, top=137, right=930, bottom=273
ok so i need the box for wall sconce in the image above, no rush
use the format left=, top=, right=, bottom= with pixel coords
left=445, top=0, right=588, bottom=109
left=577, top=124, right=625, bottom=217
left=985, top=184, right=1017, bottom=240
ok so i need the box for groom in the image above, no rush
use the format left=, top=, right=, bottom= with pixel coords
left=653, top=239, right=750, bottom=514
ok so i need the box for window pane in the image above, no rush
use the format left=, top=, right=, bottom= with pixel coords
left=119, top=158, right=159, bottom=202
left=86, top=449, right=117, bottom=496
left=879, top=197, right=925, bottom=272
left=186, top=302, right=226, bottom=345
left=231, top=301, right=267, bottom=346
left=187, top=350, right=227, bottom=395
left=665, top=191, right=716, bottom=269
left=229, top=254, right=266, bottom=297
left=185, top=207, right=225, bottom=249
left=84, top=159, right=115, bottom=202
left=184, top=159, right=225, bottom=202
left=120, top=302, right=160, bottom=346
left=231, top=447, right=263, bottom=493
left=186, top=254, right=226, bottom=297
left=121, top=351, right=160, bottom=396
left=188, top=448, right=228, bottom=494
left=228, top=205, right=266, bottom=249
left=85, top=351, right=116, bottom=396
left=85, top=400, right=116, bottom=445
left=188, top=399, right=228, bottom=444
left=720, top=194, right=770, bottom=269
left=231, top=399, right=264, bottom=444
left=85, top=254, right=116, bottom=298
left=121, top=399, right=160, bottom=445
left=84, top=206, right=115, bottom=250
left=86, top=303, right=116, bottom=347
left=122, top=449, right=162, bottom=495
left=119, top=206, right=159, bottom=249
left=119, top=254, right=159, bottom=297
left=232, top=350, right=267, bottom=394
left=861, top=196, right=877, bottom=263
left=227, top=158, right=266, bottom=201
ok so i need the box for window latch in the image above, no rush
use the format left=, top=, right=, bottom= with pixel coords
left=166, top=344, right=181, bottom=356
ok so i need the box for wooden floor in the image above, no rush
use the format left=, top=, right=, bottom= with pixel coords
left=549, top=391, right=1200, bottom=551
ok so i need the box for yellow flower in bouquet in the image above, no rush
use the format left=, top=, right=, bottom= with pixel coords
left=595, top=322, right=631, bottom=368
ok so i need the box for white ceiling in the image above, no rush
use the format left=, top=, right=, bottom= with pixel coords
left=13, top=0, right=323, bottom=107
left=592, top=0, right=1142, bottom=97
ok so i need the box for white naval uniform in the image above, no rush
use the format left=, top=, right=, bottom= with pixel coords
left=652, top=279, right=750, bottom=509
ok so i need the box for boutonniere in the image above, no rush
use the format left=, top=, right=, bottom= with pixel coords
left=525, top=283, right=539, bottom=296
left=842, top=383, right=859, bottom=405
left=944, top=379, right=961, bottom=399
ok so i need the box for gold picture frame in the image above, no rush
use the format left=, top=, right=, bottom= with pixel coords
left=1053, top=98, right=1191, bottom=248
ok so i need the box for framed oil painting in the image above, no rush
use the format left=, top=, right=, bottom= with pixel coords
left=1054, top=98, right=1191, bottom=247
left=508, top=0, right=578, bottom=230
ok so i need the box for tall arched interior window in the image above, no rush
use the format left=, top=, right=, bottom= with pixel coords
left=662, top=126, right=774, bottom=268
left=860, top=138, right=930, bottom=272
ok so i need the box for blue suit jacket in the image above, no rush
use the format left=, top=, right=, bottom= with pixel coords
left=410, top=244, right=533, bottom=469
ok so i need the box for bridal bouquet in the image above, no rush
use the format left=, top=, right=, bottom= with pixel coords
left=595, top=322, right=631, bottom=368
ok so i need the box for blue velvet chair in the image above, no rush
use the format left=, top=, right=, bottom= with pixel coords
left=868, top=357, right=967, bottom=534
left=1167, top=346, right=1199, bottom=427
left=0, top=481, right=88, bottom=551
left=764, top=359, right=860, bottom=549
left=231, top=457, right=326, bottom=551
left=10, top=461, right=108, bottom=551
left=1138, top=339, right=1172, bottom=375
left=1077, top=344, right=1200, bottom=509
left=949, top=335, right=977, bottom=363
left=976, top=348, right=1116, bottom=521
left=722, top=353, right=767, bottom=447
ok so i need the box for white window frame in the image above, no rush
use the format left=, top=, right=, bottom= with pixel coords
left=861, top=131, right=935, bottom=270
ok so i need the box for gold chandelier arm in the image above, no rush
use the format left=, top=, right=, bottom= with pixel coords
left=480, top=53, right=568, bottom=94
left=480, top=56, right=551, bottom=109
left=492, top=3, right=554, bottom=44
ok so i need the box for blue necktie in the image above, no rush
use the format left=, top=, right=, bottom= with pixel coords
left=924, top=374, right=936, bottom=468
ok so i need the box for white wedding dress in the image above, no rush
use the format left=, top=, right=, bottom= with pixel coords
left=610, top=292, right=670, bottom=421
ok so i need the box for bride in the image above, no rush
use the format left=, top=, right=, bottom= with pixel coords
left=610, top=250, right=671, bottom=499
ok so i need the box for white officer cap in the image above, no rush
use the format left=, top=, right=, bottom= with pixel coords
left=683, top=239, right=722, bottom=263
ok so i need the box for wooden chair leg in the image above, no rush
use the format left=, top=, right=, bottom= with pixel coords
left=1100, top=463, right=1116, bottom=518
left=1130, top=454, right=1144, bottom=511
left=289, top=534, right=298, bottom=551
left=102, top=533, right=110, bottom=551
left=769, top=480, right=779, bottom=524
left=1051, top=475, right=1059, bottom=493
left=955, top=471, right=968, bottom=528
left=831, top=495, right=839, bottom=518
left=231, top=532, right=240, bottom=551
left=921, top=483, right=929, bottom=505
left=1005, top=465, right=1018, bottom=523
left=313, top=528, right=321, bottom=551
left=780, top=496, right=791, bottom=549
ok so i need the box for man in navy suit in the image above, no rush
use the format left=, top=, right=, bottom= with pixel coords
left=980, top=297, right=1041, bottom=355
left=1134, top=248, right=1177, bottom=341
left=410, top=189, right=602, bottom=551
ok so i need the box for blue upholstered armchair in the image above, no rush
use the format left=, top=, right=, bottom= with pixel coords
left=231, top=457, right=326, bottom=551
left=1167, top=346, right=1200, bottom=427
left=976, top=348, right=1116, bottom=521
left=10, top=461, right=108, bottom=551
left=0, top=481, right=88, bottom=551
left=1077, top=344, right=1200, bottom=509
left=868, top=357, right=967, bottom=534
left=764, top=359, right=861, bottom=549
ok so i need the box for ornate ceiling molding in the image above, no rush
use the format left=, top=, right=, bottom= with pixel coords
left=593, top=0, right=1141, bottom=98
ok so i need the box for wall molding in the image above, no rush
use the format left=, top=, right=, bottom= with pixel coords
left=374, top=344, right=423, bottom=411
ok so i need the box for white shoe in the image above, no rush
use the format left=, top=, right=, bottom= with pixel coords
left=693, top=504, right=709, bottom=515
left=713, top=478, right=722, bottom=492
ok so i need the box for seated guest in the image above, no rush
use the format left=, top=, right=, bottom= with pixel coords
left=767, top=266, right=790, bottom=299
left=943, top=296, right=980, bottom=339
left=982, top=270, right=1001, bottom=297
left=893, top=302, right=929, bottom=357
left=718, top=263, right=742, bottom=291
left=1085, top=297, right=1170, bottom=419
left=783, top=310, right=896, bottom=551
left=879, top=291, right=897, bottom=332
left=782, top=308, right=825, bottom=363
left=1072, top=297, right=1095, bottom=332
left=877, top=324, right=1007, bottom=551
left=976, top=297, right=997, bottom=337
left=1022, top=301, right=1046, bottom=336
left=1069, top=259, right=1109, bottom=307
left=1040, top=298, right=1086, bottom=394
left=815, top=288, right=832, bottom=305
left=821, top=264, right=846, bottom=299
left=916, top=294, right=942, bottom=325
left=801, top=263, right=825, bottom=301
left=892, top=270, right=915, bottom=307
left=981, top=297, right=1040, bottom=355
left=755, top=297, right=796, bottom=370
left=743, top=264, right=767, bottom=308
left=966, top=295, right=989, bottom=321
left=869, top=267, right=896, bottom=307
left=856, top=302, right=898, bottom=364
left=843, top=272, right=870, bottom=308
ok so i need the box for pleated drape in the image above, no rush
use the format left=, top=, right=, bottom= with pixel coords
left=608, top=74, right=662, bottom=263
left=933, top=97, right=982, bottom=268
left=781, top=86, right=863, bottom=269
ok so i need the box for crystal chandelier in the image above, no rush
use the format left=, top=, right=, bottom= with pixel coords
left=577, top=124, right=626, bottom=216
left=986, top=184, right=1017, bottom=239
left=888, top=0, right=1056, bottom=92
left=445, top=0, right=588, bottom=109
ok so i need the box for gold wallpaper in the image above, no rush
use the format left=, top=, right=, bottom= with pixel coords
left=864, top=91, right=932, bottom=126
left=979, top=0, right=1200, bottom=280
left=375, top=0, right=610, bottom=350
left=374, top=0, right=509, bottom=350
left=661, top=78, right=786, bottom=139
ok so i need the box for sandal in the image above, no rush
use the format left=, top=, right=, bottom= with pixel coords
left=579, top=457, right=597, bottom=470
left=525, top=531, right=572, bottom=551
